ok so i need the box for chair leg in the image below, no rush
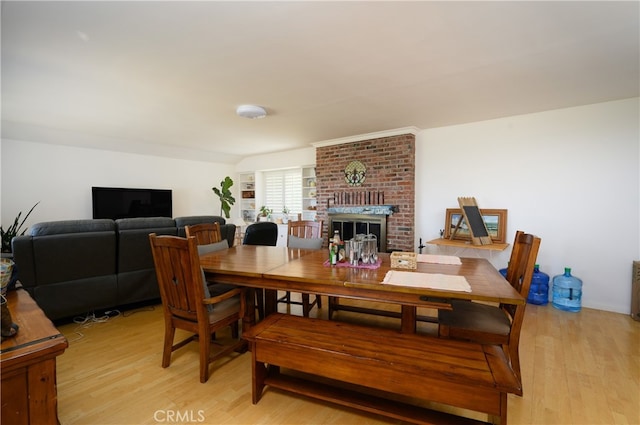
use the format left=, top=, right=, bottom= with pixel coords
left=507, top=343, right=523, bottom=396
left=162, top=321, right=175, bottom=368
left=316, top=294, right=322, bottom=308
left=199, top=328, right=210, bottom=383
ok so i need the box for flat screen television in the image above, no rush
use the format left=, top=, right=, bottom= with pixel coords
left=92, top=187, right=172, bottom=220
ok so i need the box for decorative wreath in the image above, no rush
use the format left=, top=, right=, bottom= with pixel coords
left=344, top=160, right=367, bottom=187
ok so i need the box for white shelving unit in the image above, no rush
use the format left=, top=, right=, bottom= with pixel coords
left=301, top=166, right=317, bottom=221
left=239, top=172, right=256, bottom=223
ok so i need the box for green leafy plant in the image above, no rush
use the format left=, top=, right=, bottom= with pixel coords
left=212, top=177, right=235, bottom=219
left=1, top=202, right=39, bottom=253
left=259, top=206, right=272, bottom=218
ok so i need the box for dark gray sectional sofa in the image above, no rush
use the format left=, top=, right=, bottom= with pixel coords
left=12, top=215, right=235, bottom=321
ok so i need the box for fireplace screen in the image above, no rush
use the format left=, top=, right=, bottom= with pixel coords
left=329, top=213, right=387, bottom=253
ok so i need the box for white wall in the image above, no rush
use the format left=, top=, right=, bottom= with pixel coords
left=416, top=98, right=639, bottom=314
left=236, top=147, right=316, bottom=172
left=2, top=98, right=638, bottom=314
left=0, top=141, right=237, bottom=224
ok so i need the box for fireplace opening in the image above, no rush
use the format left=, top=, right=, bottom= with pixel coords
left=329, top=213, right=387, bottom=253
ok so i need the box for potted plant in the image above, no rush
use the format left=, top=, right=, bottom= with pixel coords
left=282, top=206, right=290, bottom=224
left=212, top=176, right=236, bottom=219
left=1, top=202, right=39, bottom=255
left=258, top=206, right=272, bottom=222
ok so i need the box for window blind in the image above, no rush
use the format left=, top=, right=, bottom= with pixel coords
left=263, top=168, right=302, bottom=215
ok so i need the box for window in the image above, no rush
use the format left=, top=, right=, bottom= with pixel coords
left=263, top=168, right=302, bottom=216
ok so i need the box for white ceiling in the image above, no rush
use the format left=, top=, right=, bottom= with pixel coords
left=2, top=1, right=638, bottom=164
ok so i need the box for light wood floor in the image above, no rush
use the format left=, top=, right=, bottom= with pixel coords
left=55, top=296, right=640, bottom=425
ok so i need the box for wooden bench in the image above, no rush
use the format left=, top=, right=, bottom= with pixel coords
left=242, top=313, right=521, bottom=425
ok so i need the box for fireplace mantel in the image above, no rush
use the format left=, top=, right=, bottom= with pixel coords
left=326, top=205, right=396, bottom=215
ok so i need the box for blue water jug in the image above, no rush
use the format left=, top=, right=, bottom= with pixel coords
left=552, top=267, right=582, bottom=312
left=499, top=266, right=508, bottom=278
left=527, top=264, right=549, bottom=305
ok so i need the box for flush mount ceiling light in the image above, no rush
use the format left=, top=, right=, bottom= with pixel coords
left=236, top=104, right=267, bottom=119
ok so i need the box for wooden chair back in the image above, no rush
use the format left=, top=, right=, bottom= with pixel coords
left=149, top=233, right=245, bottom=383
left=150, top=234, right=205, bottom=323
left=502, top=231, right=541, bottom=318
left=287, top=220, right=323, bottom=239
left=185, top=222, right=222, bottom=245
left=501, top=231, right=541, bottom=369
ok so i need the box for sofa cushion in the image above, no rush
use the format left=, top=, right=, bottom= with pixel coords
left=115, top=218, right=177, bottom=273
left=115, top=217, right=176, bottom=231
left=115, top=217, right=177, bottom=305
left=32, top=231, right=117, bottom=285
left=33, top=276, right=118, bottom=320
left=197, top=239, right=230, bottom=312
left=197, top=240, right=229, bottom=256
left=174, top=216, right=226, bottom=237
left=29, top=219, right=115, bottom=236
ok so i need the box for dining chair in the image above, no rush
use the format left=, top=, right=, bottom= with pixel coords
left=242, top=222, right=278, bottom=320
left=185, top=222, right=238, bottom=298
left=437, top=230, right=541, bottom=394
left=278, top=219, right=324, bottom=317
left=185, top=222, right=223, bottom=246
left=242, top=222, right=278, bottom=246
left=149, top=233, right=246, bottom=383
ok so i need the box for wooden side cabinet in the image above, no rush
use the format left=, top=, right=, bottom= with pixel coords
left=1, top=289, right=68, bottom=425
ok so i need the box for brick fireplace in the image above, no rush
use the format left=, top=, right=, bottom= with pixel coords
left=315, top=134, right=415, bottom=252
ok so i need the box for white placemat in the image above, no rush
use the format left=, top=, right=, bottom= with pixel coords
left=416, top=254, right=462, bottom=265
left=382, top=270, right=471, bottom=292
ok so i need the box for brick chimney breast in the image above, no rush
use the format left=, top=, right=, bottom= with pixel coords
left=316, top=134, right=415, bottom=252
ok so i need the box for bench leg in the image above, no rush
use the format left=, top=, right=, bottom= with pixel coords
left=401, top=306, right=417, bottom=333
left=500, top=392, right=508, bottom=425
left=301, top=294, right=310, bottom=317
left=328, top=296, right=339, bottom=319
left=489, top=392, right=508, bottom=425
left=251, top=351, right=267, bottom=404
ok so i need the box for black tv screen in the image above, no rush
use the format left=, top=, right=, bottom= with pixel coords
left=92, top=187, right=172, bottom=220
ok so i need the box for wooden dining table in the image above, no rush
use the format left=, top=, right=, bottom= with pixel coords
left=199, top=245, right=523, bottom=333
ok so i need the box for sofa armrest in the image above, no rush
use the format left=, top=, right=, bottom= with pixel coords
left=220, top=224, right=237, bottom=248
left=11, top=235, right=36, bottom=288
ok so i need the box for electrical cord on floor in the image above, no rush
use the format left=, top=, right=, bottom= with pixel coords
left=65, top=305, right=156, bottom=343
left=67, top=310, right=121, bottom=343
